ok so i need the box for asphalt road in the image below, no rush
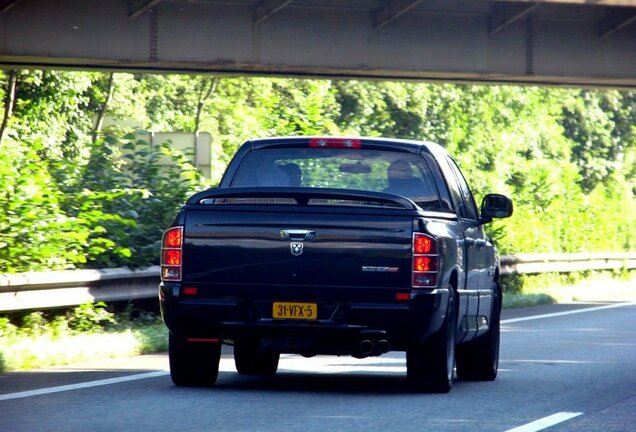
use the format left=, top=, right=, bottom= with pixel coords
left=1, top=301, right=635, bottom=432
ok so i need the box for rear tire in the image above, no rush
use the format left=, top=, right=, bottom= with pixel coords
left=407, top=292, right=457, bottom=393
left=234, top=338, right=280, bottom=375
left=456, top=283, right=501, bottom=381
left=169, top=334, right=221, bottom=387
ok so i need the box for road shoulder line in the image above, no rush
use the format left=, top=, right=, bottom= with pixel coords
left=504, top=412, right=583, bottom=432
left=502, top=301, right=636, bottom=324
left=0, top=371, right=169, bottom=402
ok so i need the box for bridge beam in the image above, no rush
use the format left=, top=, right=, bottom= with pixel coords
left=373, top=0, right=426, bottom=29
left=0, top=0, right=22, bottom=13
left=129, top=0, right=163, bottom=20
left=599, top=8, right=636, bottom=37
left=489, top=2, right=541, bottom=37
left=1, top=0, right=636, bottom=88
left=255, top=0, right=295, bottom=25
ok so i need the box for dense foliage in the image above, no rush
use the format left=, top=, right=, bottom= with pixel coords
left=0, top=70, right=634, bottom=272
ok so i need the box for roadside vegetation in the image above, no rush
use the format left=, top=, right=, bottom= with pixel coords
left=0, top=71, right=634, bottom=372
left=0, top=71, right=634, bottom=273
left=0, top=302, right=167, bottom=373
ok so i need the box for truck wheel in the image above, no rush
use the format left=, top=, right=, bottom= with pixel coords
left=169, top=334, right=221, bottom=387
left=406, top=292, right=456, bottom=393
left=456, top=282, right=501, bottom=381
left=234, top=338, right=280, bottom=375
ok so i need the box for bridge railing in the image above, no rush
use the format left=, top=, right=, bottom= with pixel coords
left=1, top=253, right=634, bottom=312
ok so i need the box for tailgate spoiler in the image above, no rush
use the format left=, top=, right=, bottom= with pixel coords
left=186, top=187, right=419, bottom=210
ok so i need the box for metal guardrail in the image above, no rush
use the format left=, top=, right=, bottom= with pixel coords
left=1, top=253, right=634, bottom=312
left=0, top=267, right=160, bottom=312
left=500, top=252, right=636, bottom=275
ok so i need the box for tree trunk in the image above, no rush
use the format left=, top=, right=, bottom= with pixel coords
left=0, top=70, right=18, bottom=145
left=194, top=77, right=218, bottom=134
left=92, top=72, right=115, bottom=143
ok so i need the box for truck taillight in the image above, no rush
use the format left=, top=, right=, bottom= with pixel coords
left=412, top=233, right=438, bottom=288
left=414, top=234, right=436, bottom=254
left=161, top=226, right=183, bottom=281
left=162, top=250, right=181, bottom=266
left=164, top=227, right=182, bottom=248
left=414, top=256, right=437, bottom=272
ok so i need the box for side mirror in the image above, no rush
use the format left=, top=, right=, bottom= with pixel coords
left=480, top=194, right=513, bottom=223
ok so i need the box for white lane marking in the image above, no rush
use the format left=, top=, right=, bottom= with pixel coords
left=502, top=301, right=636, bottom=324
left=504, top=412, right=583, bottom=432
left=0, top=371, right=169, bottom=402
left=500, top=359, right=606, bottom=365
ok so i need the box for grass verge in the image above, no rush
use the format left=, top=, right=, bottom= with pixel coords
left=503, top=292, right=556, bottom=309
left=0, top=325, right=167, bottom=373
left=502, top=270, right=635, bottom=308
left=0, top=302, right=167, bottom=374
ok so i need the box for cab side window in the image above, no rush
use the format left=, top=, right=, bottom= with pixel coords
left=447, top=158, right=478, bottom=220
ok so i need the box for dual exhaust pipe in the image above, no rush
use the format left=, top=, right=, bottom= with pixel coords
left=356, top=338, right=391, bottom=358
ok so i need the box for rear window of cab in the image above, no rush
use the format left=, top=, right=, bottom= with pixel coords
left=230, top=148, right=447, bottom=212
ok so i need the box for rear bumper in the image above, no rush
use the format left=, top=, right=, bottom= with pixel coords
left=160, top=283, right=450, bottom=354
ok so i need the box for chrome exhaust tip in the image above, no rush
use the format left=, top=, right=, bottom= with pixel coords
left=359, top=339, right=374, bottom=355
left=376, top=339, right=391, bottom=354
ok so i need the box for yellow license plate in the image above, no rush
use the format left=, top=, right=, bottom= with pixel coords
left=272, top=302, right=317, bottom=320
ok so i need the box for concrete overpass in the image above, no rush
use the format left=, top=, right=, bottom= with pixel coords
left=1, top=0, right=636, bottom=88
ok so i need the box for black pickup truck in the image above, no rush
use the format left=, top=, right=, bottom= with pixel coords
left=160, top=136, right=512, bottom=393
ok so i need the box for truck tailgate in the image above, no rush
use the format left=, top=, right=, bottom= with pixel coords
left=182, top=206, right=415, bottom=293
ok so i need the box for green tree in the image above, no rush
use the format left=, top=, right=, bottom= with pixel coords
left=561, top=90, right=635, bottom=192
